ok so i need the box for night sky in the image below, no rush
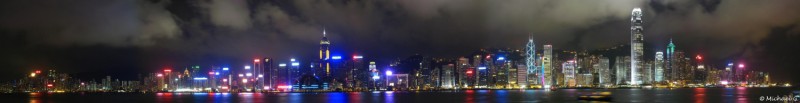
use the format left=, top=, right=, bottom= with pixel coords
left=1, top=0, right=799, bottom=83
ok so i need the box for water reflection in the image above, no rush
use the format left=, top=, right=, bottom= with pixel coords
left=694, top=88, right=706, bottom=103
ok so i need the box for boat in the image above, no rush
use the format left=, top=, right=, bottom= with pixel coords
left=577, top=91, right=613, bottom=101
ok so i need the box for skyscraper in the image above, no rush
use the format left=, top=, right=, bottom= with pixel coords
left=615, top=56, right=631, bottom=85
left=666, top=39, right=675, bottom=81
left=562, top=61, right=576, bottom=87
left=630, top=8, right=644, bottom=85
left=525, top=37, right=537, bottom=86
left=654, top=52, right=665, bottom=82
left=542, top=45, right=553, bottom=88
left=596, top=57, right=611, bottom=86
left=319, top=29, right=331, bottom=77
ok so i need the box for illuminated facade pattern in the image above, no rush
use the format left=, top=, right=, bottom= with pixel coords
left=524, top=37, right=536, bottom=86
left=542, top=45, right=553, bottom=87
left=630, top=8, right=644, bottom=85
left=655, top=52, right=664, bottom=82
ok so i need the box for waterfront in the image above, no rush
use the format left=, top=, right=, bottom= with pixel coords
left=2, top=88, right=797, bottom=103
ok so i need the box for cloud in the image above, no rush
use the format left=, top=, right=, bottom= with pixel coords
left=202, top=0, right=252, bottom=30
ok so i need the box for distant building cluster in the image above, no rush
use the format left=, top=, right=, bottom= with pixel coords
left=0, top=8, right=790, bottom=93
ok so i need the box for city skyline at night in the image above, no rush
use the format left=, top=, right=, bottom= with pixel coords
left=0, top=0, right=795, bottom=89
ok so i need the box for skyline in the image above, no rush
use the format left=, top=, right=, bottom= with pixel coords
left=1, top=0, right=800, bottom=84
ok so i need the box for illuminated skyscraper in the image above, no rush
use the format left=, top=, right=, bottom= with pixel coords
left=630, top=8, right=644, bottom=85
left=542, top=45, right=553, bottom=88
left=525, top=36, right=537, bottom=86
left=596, top=57, right=611, bottom=86
left=666, top=39, right=675, bottom=81
left=654, top=52, right=665, bottom=82
left=615, top=56, right=631, bottom=85
left=319, top=29, right=331, bottom=77
left=562, top=61, right=576, bottom=87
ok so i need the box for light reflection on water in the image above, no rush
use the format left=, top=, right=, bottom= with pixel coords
left=10, top=88, right=796, bottom=103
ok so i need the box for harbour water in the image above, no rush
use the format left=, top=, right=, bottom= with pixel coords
left=3, top=87, right=798, bottom=103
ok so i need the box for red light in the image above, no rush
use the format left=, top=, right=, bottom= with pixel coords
left=696, top=55, right=702, bottom=60
left=486, top=55, right=491, bottom=59
left=738, top=64, right=744, bottom=68
left=221, top=86, right=229, bottom=89
left=164, top=69, right=172, bottom=72
left=209, top=72, right=214, bottom=75
left=47, top=84, right=53, bottom=87
left=466, top=71, right=473, bottom=74
left=35, top=70, right=41, bottom=74
left=157, top=74, right=163, bottom=77
left=254, top=59, right=260, bottom=62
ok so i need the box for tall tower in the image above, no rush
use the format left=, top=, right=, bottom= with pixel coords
left=666, top=39, right=675, bottom=81
left=654, top=52, right=664, bottom=82
left=320, top=28, right=331, bottom=77
left=630, top=8, right=644, bottom=85
left=542, top=45, right=553, bottom=88
left=524, top=35, right=536, bottom=86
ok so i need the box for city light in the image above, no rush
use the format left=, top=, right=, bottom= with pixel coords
left=157, top=74, right=163, bottom=77
left=47, top=84, right=53, bottom=87
left=353, top=55, right=363, bottom=59
left=696, top=55, right=702, bottom=60
left=372, top=75, right=380, bottom=80
left=208, top=72, right=214, bottom=75
left=254, top=59, right=260, bottom=62
left=246, top=73, right=253, bottom=76
left=497, top=57, right=505, bottom=60
left=242, top=79, right=248, bottom=83
left=478, top=67, right=487, bottom=70
left=258, top=74, right=263, bottom=78
left=291, top=58, right=296, bottom=62
left=279, top=63, right=287, bottom=67
left=466, top=70, right=473, bottom=74
left=222, top=79, right=228, bottom=82
left=721, top=81, right=729, bottom=85
left=332, top=56, right=342, bottom=60
left=291, top=63, right=300, bottom=66
left=238, top=74, right=244, bottom=77
left=245, top=66, right=251, bottom=69
left=30, top=73, right=35, bottom=77
left=277, top=85, right=291, bottom=89
left=193, top=77, right=208, bottom=80
left=164, top=69, right=172, bottom=72
left=738, top=64, right=745, bottom=68
left=386, top=71, right=393, bottom=76
left=215, top=72, right=220, bottom=75
left=223, top=67, right=229, bottom=71
left=35, top=70, right=41, bottom=74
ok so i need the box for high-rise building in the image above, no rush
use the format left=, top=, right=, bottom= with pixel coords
left=596, top=57, right=611, bottom=86
left=319, top=29, right=331, bottom=77
left=630, top=8, right=644, bottom=85
left=562, top=61, right=576, bottom=87
left=654, top=52, right=665, bottom=82
left=525, top=37, right=537, bottom=87
left=615, top=56, right=631, bottom=85
left=542, top=45, right=553, bottom=88
left=666, top=39, right=676, bottom=81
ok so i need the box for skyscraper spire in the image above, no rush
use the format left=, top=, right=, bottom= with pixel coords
left=323, top=27, right=327, bottom=37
